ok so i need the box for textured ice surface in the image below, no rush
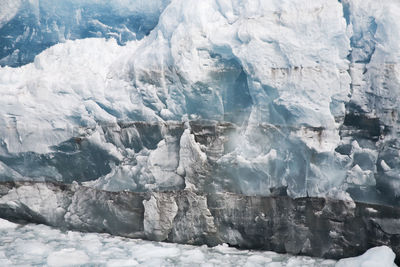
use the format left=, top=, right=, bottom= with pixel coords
left=0, top=218, right=338, bottom=267
left=338, top=0, right=400, bottom=204
left=0, top=0, right=400, bottom=204
left=0, top=0, right=171, bottom=66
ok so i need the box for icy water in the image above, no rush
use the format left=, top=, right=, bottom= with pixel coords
left=0, top=219, right=336, bottom=266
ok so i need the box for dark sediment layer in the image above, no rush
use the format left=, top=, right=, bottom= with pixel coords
left=0, top=181, right=399, bottom=263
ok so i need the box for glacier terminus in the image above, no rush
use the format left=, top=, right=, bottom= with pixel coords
left=0, top=0, right=400, bottom=265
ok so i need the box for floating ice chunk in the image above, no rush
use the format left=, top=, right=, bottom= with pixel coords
left=335, top=246, right=397, bottom=267
left=16, top=240, right=50, bottom=256
left=107, top=259, right=139, bottom=266
left=0, top=218, right=18, bottom=229
left=47, top=248, right=90, bottom=267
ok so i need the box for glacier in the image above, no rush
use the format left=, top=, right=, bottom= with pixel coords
left=1, top=0, right=400, bottom=263
left=0, top=0, right=399, bottom=203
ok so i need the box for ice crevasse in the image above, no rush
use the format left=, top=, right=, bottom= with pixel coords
left=0, top=0, right=400, bottom=205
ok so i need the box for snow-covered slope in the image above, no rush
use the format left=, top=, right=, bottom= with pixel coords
left=0, top=0, right=399, bottom=204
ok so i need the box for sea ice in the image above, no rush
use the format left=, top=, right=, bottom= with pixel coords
left=0, top=218, right=336, bottom=266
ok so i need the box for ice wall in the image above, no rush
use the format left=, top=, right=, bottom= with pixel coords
left=0, top=0, right=399, bottom=204
left=338, top=0, right=400, bottom=204
left=1, top=181, right=400, bottom=262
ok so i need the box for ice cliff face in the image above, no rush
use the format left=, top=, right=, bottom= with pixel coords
left=1, top=181, right=400, bottom=262
left=340, top=0, right=400, bottom=204
left=0, top=0, right=400, bottom=205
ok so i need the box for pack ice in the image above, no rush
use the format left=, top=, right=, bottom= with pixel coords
left=0, top=0, right=400, bottom=205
